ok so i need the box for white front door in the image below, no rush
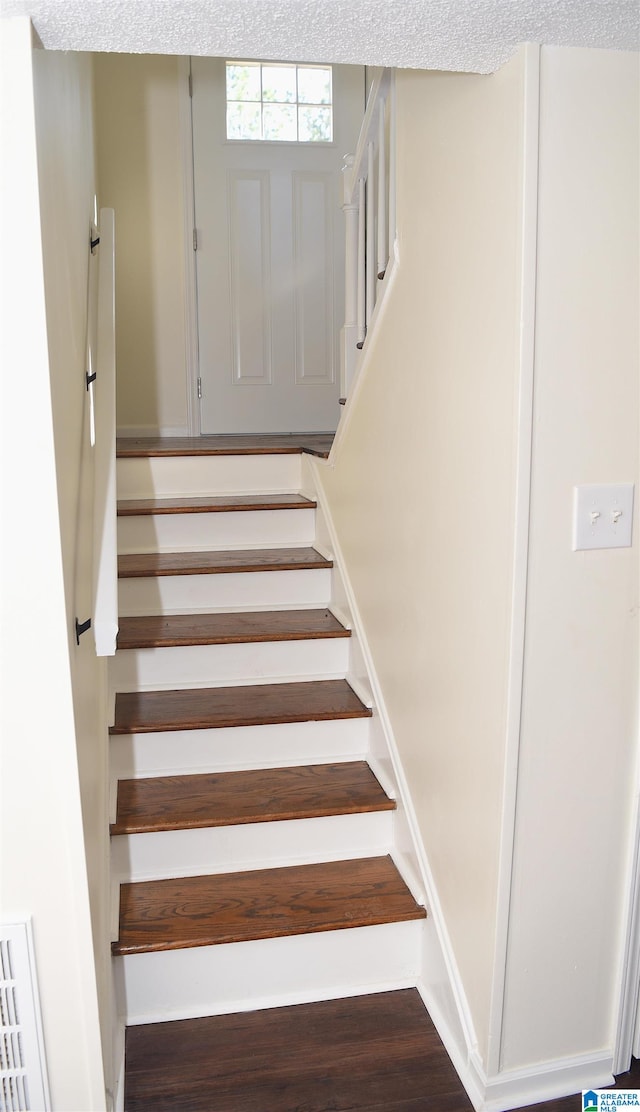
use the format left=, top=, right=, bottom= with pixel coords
left=191, top=58, right=364, bottom=434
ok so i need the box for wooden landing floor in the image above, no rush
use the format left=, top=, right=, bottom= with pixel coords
left=124, top=989, right=640, bottom=1112
left=116, top=433, right=335, bottom=458
left=124, top=989, right=467, bottom=1112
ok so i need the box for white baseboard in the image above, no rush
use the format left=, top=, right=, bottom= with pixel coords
left=476, top=1052, right=614, bottom=1112
left=116, top=425, right=189, bottom=438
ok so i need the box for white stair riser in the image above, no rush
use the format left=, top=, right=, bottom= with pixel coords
left=109, top=718, right=370, bottom=780
left=117, top=508, right=316, bottom=554
left=117, top=455, right=302, bottom=500
left=112, top=811, right=394, bottom=884
left=111, top=638, right=350, bottom=691
left=116, top=919, right=423, bottom=1026
left=118, top=568, right=332, bottom=616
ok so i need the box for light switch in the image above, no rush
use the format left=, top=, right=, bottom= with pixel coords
left=573, top=483, right=634, bottom=550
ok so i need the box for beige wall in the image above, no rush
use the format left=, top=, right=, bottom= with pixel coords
left=317, top=43, right=640, bottom=1079
left=0, top=21, right=107, bottom=1110
left=93, top=53, right=189, bottom=435
left=500, top=46, right=639, bottom=1070
left=316, top=54, right=527, bottom=1059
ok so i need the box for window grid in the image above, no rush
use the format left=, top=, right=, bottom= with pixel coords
left=226, top=62, right=333, bottom=143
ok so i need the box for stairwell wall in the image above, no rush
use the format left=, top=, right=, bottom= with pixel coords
left=317, top=42, right=640, bottom=1094
left=315, top=52, right=527, bottom=1062
left=93, top=53, right=190, bottom=437
left=0, top=20, right=107, bottom=1110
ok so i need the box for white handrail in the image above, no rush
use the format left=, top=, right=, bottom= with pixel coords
left=340, top=69, right=395, bottom=396
left=377, top=104, right=387, bottom=280
left=345, top=70, right=392, bottom=202
left=92, top=208, right=118, bottom=656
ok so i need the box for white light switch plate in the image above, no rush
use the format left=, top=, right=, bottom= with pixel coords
left=573, top=483, right=634, bottom=550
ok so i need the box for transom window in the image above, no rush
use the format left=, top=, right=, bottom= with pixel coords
left=226, top=62, right=333, bottom=143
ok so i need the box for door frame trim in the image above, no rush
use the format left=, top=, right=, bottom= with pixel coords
left=179, top=55, right=201, bottom=436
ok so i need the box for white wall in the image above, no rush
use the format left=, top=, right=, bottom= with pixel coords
left=499, top=46, right=639, bottom=1072
left=316, top=53, right=528, bottom=1061
left=93, top=53, right=190, bottom=437
left=0, top=19, right=107, bottom=1110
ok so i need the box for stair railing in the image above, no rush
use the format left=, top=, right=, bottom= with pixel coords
left=341, top=69, right=396, bottom=397
left=92, top=208, right=118, bottom=656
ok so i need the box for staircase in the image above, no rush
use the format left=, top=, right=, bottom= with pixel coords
left=109, top=435, right=426, bottom=1034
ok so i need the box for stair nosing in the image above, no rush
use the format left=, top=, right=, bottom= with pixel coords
left=116, top=435, right=333, bottom=459
left=117, top=546, right=333, bottom=579
left=117, top=494, right=317, bottom=516
left=111, top=855, right=426, bottom=956
left=110, top=761, right=395, bottom=836
left=115, top=608, right=350, bottom=650
left=110, top=679, right=372, bottom=735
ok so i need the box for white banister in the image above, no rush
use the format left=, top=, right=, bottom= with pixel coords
left=340, top=69, right=395, bottom=397
left=366, top=141, right=375, bottom=327
left=356, top=176, right=366, bottom=349
left=377, top=100, right=387, bottom=279
left=388, top=76, right=397, bottom=266
left=341, top=155, right=359, bottom=394
left=93, top=208, right=118, bottom=657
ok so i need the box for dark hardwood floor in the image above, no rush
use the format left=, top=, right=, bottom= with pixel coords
left=125, top=989, right=464, bottom=1112
left=124, top=990, right=640, bottom=1112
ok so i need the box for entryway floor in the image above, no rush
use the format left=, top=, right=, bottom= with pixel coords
left=123, top=989, right=640, bottom=1112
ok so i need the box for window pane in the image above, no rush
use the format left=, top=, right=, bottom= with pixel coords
left=297, top=66, right=332, bottom=105
left=298, top=104, right=332, bottom=142
left=263, top=103, right=297, bottom=141
left=262, top=64, right=296, bottom=103
left=227, top=101, right=261, bottom=140
left=226, top=63, right=261, bottom=102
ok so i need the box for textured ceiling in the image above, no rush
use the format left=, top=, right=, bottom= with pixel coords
left=1, top=0, right=638, bottom=72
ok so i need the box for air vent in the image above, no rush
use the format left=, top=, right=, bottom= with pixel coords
left=0, top=923, right=50, bottom=1111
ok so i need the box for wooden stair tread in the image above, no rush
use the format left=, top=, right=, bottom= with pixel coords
left=111, top=761, right=395, bottom=835
left=110, top=679, right=371, bottom=735
left=118, top=546, right=332, bottom=579
left=116, top=434, right=334, bottom=459
left=117, top=493, right=316, bottom=516
left=116, top=609, right=350, bottom=649
left=112, top=855, right=426, bottom=954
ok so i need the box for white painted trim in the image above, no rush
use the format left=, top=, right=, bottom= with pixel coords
left=478, top=1051, right=614, bottom=1112
left=487, top=41, right=541, bottom=1076
left=178, top=56, right=201, bottom=437
left=613, top=776, right=640, bottom=1071
left=116, top=425, right=190, bottom=438
left=117, top=919, right=423, bottom=1025
left=124, top=975, right=421, bottom=1028
left=305, top=457, right=480, bottom=1068
left=416, top=981, right=485, bottom=1111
